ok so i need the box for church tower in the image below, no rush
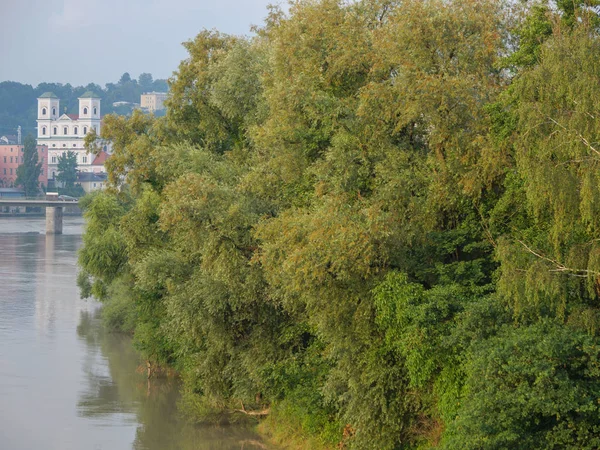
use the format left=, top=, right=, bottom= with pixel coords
left=78, top=91, right=102, bottom=136
left=35, top=90, right=108, bottom=180
left=37, top=92, right=60, bottom=139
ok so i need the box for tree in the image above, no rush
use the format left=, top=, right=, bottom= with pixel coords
left=138, top=73, right=154, bottom=91
left=443, top=321, right=600, bottom=449
left=15, top=135, right=41, bottom=196
left=119, top=72, right=132, bottom=84
left=74, top=2, right=600, bottom=449
left=151, top=79, right=168, bottom=92
left=56, top=150, right=78, bottom=188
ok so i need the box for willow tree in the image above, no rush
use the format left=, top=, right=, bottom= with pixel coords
left=253, top=0, right=506, bottom=447
left=496, top=24, right=600, bottom=328
left=443, top=9, right=600, bottom=448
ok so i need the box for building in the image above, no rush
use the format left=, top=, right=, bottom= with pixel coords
left=36, top=91, right=105, bottom=179
left=140, top=92, right=168, bottom=112
left=91, top=151, right=109, bottom=173
left=0, top=144, right=48, bottom=189
left=0, top=135, right=18, bottom=145
left=77, top=171, right=107, bottom=193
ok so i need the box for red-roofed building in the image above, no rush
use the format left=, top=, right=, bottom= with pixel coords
left=91, top=151, right=109, bottom=173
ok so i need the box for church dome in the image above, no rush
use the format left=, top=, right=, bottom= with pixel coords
left=38, top=92, right=58, bottom=98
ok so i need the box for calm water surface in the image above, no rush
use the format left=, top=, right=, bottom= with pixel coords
left=0, top=217, right=268, bottom=450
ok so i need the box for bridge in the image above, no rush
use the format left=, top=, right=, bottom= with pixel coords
left=0, top=199, right=80, bottom=234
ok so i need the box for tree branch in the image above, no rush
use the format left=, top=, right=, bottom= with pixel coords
left=234, top=401, right=270, bottom=416
left=546, top=116, right=600, bottom=157
left=516, top=239, right=600, bottom=277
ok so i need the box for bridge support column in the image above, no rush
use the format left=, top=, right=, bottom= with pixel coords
left=46, top=206, right=63, bottom=235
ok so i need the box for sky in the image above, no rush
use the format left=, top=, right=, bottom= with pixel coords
left=0, top=0, right=280, bottom=87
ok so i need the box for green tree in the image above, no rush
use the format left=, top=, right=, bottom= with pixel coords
left=15, top=135, right=41, bottom=196
left=138, top=73, right=154, bottom=91
left=494, top=26, right=600, bottom=328
left=119, top=72, right=132, bottom=84
left=56, top=150, right=78, bottom=188
left=443, top=321, right=600, bottom=449
left=75, top=1, right=600, bottom=449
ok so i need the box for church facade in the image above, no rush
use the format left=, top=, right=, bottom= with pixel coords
left=36, top=91, right=105, bottom=180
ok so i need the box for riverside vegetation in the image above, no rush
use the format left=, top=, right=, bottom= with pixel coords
left=77, top=1, right=600, bottom=448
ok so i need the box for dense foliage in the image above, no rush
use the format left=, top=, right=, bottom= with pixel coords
left=78, top=1, right=600, bottom=448
left=56, top=151, right=79, bottom=189
left=0, top=73, right=168, bottom=137
left=15, top=135, right=41, bottom=195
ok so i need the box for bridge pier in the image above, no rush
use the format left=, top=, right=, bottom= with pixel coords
left=46, top=207, right=63, bottom=235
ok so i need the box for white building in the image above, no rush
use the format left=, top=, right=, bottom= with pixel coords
left=36, top=91, right=105, bottom=179
left=140, top=92, right=168, bottom=112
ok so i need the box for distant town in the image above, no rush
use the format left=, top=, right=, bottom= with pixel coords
left=0, top=74, right=167, bottom=200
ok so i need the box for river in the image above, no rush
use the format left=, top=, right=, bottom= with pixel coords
left=0, top=216, right=269, bottom=450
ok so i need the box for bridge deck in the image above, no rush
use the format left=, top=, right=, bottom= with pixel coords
left=0, top=200, right=79, bottom=207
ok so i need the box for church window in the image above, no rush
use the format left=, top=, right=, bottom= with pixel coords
left=74, top=127, right=78, bottom=135
left=83, top=107, right=88, bottom=115
left=52, top=144, right=56, bottom=147
left=63, top=144, right=66, bottom=147
left=83, top=127, right=87, bottom=134
left=42, top=127, right=46, bottom=135
left=51, top=156, right=56, bottom=163
left=3, top=168, right=5, bottom=175
left=63, top=127, right=68, bottom=135
left=2, top=157, right=5, bottom=163
left=52, top=108, right=56, bottom=116
left=53, top=127, right=57, bottom=135
left=93, top=107, right=97, bottom=115
left=73, top=144, right=76, bottom=147
left=42, top=108, right=47, bottom=116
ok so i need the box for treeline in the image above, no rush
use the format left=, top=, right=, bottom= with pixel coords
left=0, top=73, right=168, bottom=137
left=77, top=1, right=600, bottom=448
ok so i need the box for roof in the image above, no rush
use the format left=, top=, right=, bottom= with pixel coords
left=77, top=172, right=107, bottom=182
left=0, top=135, right=17, bottom=144
left=79, top=91, right=100, bottom=99
left=67, top=114, right=79, bottom=120
left=38, top=92, right=58, bottom=98
left=91, top=151, right=109, bottom=166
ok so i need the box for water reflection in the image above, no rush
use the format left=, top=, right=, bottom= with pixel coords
left=75, top=287, right=269, bottom=450
left=0, top=217, right=270, bottom=450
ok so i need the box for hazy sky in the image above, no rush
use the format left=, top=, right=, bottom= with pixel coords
left=0, top=0, right=279, bottom=87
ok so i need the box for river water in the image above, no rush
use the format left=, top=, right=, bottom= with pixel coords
left=0, top=217, right=269, bottom=450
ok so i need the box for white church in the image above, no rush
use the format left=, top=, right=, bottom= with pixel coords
left=36, top=91, right=108, bottom=179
